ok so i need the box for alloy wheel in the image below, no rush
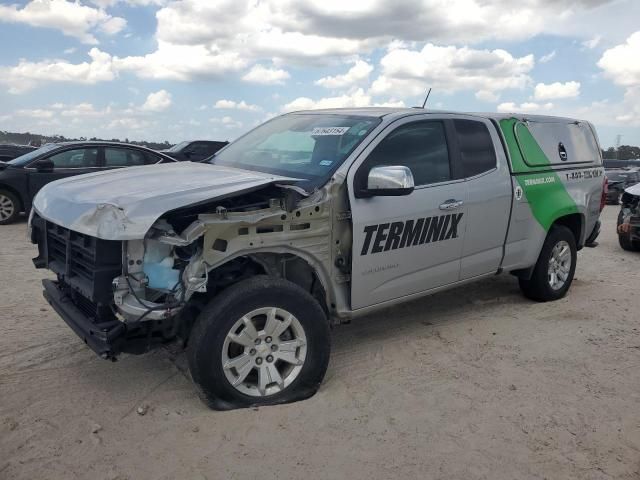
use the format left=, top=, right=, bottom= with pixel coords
left=548, top=240, right=571, bottom=290
left=221, top=307, right=307, bottom=397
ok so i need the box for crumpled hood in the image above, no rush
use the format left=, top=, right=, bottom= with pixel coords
left=33, top=162, right=296, bottom=240
left=624, top=182, right=640, bottom=196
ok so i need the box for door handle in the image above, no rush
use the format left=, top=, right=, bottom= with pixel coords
left=439, top=199, right=464, bottom=210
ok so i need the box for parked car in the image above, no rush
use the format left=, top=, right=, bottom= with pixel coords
left=30, top=109, right=605, bottom=409
left=605, top=168, right=640, bottom=204
left=0, top=144, right=37, bottom=163
left=161, top=140, right=228, bottom=162
left=0, top=142, right=175, bottom=224
left=617, top=183, right=640, bottom=251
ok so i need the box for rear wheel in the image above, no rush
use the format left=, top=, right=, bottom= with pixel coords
left=187, top=276, right=331, bottom=410
left=519, top=225, right=577, bottom=302
left=617, top=210, right=640, bottom=251
left=0, top=190, right=20, bottom=225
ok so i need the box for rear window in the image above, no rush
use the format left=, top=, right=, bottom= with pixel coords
left=515, top=121, right=600, bottom=167
left=454, top=120, right=497, bottom=177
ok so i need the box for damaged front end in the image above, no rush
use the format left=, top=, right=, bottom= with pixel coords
left=32, top=181, right=340, bottom=360
left=619, top=185, right=640, bottom=247
left=31, top=213, right=191, bottom=359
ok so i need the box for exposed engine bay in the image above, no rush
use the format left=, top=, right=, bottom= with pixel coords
left=108, top=180, right=347, bottom=334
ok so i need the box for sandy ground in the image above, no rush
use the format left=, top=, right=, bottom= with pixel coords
left=1, top=206, right=639, bottom=480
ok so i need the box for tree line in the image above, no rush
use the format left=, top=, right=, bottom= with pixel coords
left=0, top=130, right=173, bottom=151
left=602, top=145, right=640, bottom=160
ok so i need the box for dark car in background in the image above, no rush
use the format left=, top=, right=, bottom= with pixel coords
left=0, top=142, right=175, bottom=224
left=161, top=140, right=228, bottom=162
left=605, top=168, right=640, bottom=204
left=0, top=144, right=37, bottom=163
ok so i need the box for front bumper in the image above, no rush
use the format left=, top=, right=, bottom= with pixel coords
left=42, top=279, right=126, bottom=359
left=42, top=279, right=184, bottom=359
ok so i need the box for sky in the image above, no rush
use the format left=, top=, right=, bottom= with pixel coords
left=0, top=0, right=639, bottom=148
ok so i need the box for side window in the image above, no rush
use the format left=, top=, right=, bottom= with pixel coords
left=47, top=148, right=99, bottom=168
left=454, top=120, right=497, bottom=177
left=104, top=148, right=146, bottom=167
left=144, top=152, right=164, bottom=164
left=361, top=121, right=450, bottom=188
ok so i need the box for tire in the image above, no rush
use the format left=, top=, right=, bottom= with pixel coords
left=519, top=225, right=577, bottom=302
left=0, top=190, right=20, bottom=225
left=187, top=275, right=331, bottom=410
left=617, top=210, right=640, bottom=251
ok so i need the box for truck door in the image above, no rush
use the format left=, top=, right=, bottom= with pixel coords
left=452, top=119, right=513, bottom=279
left=348, top=118, right=468, bottom=310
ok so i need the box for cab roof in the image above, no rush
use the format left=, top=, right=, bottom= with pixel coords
left=290, top=107, right=588, bottom=125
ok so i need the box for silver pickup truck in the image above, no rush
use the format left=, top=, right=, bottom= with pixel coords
left=29, top=108, right=606, bottom=409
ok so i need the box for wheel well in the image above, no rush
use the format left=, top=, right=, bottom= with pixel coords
left=552, top=213, right=584, bottom=248
left=197, top=253, right=329, bottom=315
left=0, top=184, right=24, bottom=212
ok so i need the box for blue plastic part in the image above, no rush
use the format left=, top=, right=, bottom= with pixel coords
left=144, top=257, right=180, bottom=291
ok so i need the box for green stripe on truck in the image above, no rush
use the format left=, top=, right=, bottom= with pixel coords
left=499, top=118, right=579, bottom=231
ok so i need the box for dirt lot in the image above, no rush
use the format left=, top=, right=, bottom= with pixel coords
left=1, top=206, right=639, bottom=480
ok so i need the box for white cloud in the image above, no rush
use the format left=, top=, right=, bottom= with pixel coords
left=141, top=90, right=172, bottom=112
left=0, top=48, right=116, bottom=93
left=316, top=60, right=374, bottom=89
left=370, top=43, right=534, bottom=99
left=15, top=109, right=55, bottom=119
left=497, top=101, right=554, bottom=113
left=539, top=50, right=556, bottom=63
left=281, top=88, right=372, bottom=112
left=595, top=31, right=640, bottom=126
left=99, top=16, right=127, bottom=35
left=214, top=100, right=261, bottom=111
left=241, top=65, right=290, bottom=85
left=475, top=90, right=500, bottom=102
left=141, top=0, right=613, bottom=77
left=373, top=99, right=406, bottom=107
left=598, top=31, right=640, bottom=87
left=114, top=41, right=248, bottom=81
left=59, top=102, right=111, bottom=117
left=0, top=0, right=126, bottom=44
left=264, top=0, right=614, bottom=46
left=108, top=117, right=151, bottom=131
left=582, top=35, right=602, bottom=49
left=210, top=116, right=243, bottom=129
left=534, top=81, right=581, bottom=100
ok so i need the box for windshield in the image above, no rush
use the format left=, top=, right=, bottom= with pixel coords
left=211, top=114, right=380, bottom=190
left=167, top=141, right=190, bottom=153
left=7, top=143, right=59, bottom=166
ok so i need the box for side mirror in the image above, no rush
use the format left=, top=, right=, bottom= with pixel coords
left=366, top=165, right=415, bottom=196
left=33, top=159, right=54, bottom=172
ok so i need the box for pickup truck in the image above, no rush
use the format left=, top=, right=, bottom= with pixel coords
left=29, top=108, right=606, bottom=409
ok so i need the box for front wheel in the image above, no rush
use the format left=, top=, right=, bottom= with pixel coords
left=519, top=225, right=577, bottom=302
left=187, top=276, right=331, bottom=410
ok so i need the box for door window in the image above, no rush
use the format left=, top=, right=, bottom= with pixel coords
left=104, top=148, right=146, bottom=167
left=47, top=148, right=99, bottom=168
left=454, top=120, right=497, bottom=178
left=360, top=121, right=450, bottom=188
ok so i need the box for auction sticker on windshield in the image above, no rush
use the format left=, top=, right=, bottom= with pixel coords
left=311, top=127, right=350, bottom=136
